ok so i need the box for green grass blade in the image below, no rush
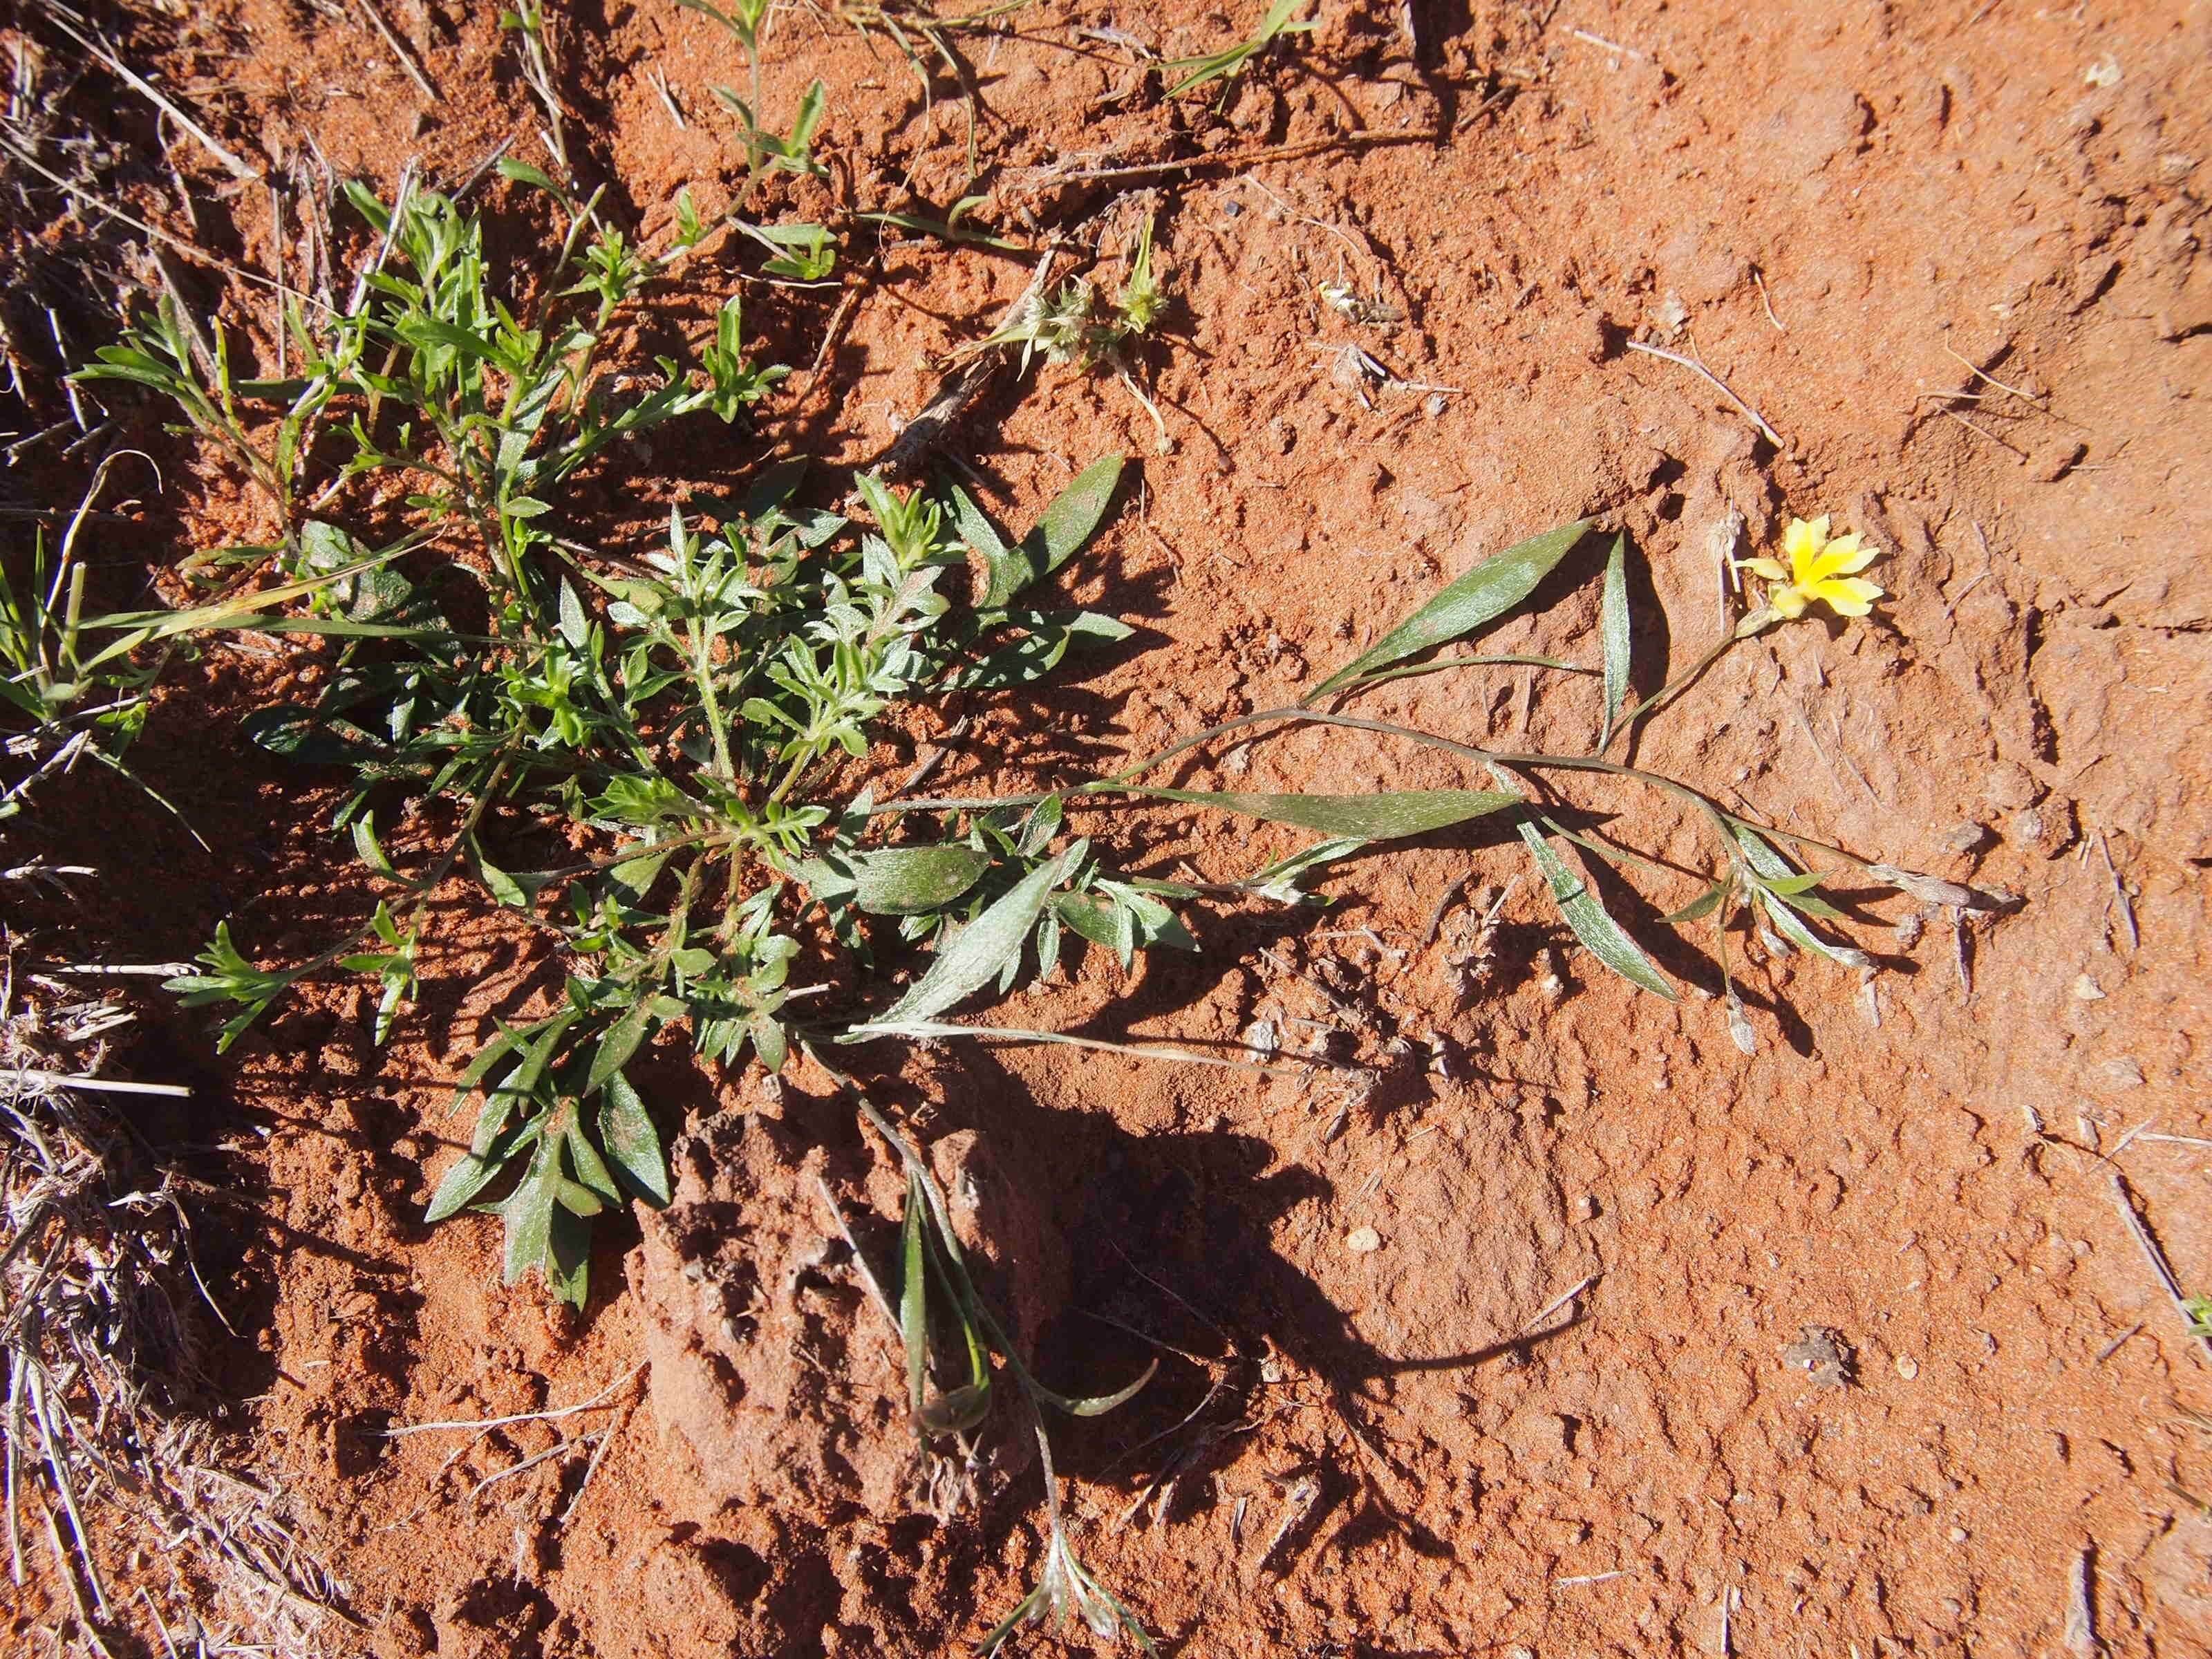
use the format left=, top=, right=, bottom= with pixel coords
left=901, top=1173, right=929, bottom=1433
left=1309, top=519, right=1591, bottom=700
left=1024, top=1356, right=1159, bottom=1417
left=1517, top=821, right=1678, bottom=1000
left=1129, top=787, right=1518, bottom=838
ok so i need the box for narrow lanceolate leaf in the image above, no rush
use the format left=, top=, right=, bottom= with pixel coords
left=597, top=1073, right=670, bottom=1206
left=847, top=844, right=1085, bottom=1032
left=352, top=813, right=395, bottom=877
left=1309, top=519, right=1592, bottom=700
left=1034, top=455, right=1125, bottom=577
left=852, top=845, right=991, bottom=915
left=1130, top=787, right=1519, bottom=840
left=1598, top=532, right=1630, bottom=747
left=1732, top=828, right=1867, bottom=965
left=502, top=1132, right=563, bottom=1287
left=901, top=1177, right=929, bottom=1434
left=1517, top=821, right=1678, bottom=1001
left=1732, top=828, right=1848, bottom=919
left=1026, top=1356, right=1160, bottom=1417
left=968, top=455, right=1126, bottom=607
left=583, top=996, right=656, bottom=1095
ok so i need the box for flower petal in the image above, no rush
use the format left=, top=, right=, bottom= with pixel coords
left=1812, top=577, right=1883, bottom=617
left=1808, top=532, right=1881, bottom=582
left=1742, top=557, right=1789, bottom=581
left=1769, top=583, right=1809, bottom=619
left=1781, top=518, right=1821, bottom=576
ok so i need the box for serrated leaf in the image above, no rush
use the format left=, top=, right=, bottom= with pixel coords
left=597, top=1073, right=670, bottom=1206
left=852, top=845, right=991, bottom=915
left=850, top=843, right=1085, bottom=1031
left=1518, top=821, right=1677, bottom=1000
left=1599, top=532, right=1630, bottom=746
left=1130, top=787, right=1518, bottom=839
left=1310, top=519, right=1591, bottom=699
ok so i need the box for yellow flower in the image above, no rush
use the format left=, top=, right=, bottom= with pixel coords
left=1741, top=516, right=1884, bottom=621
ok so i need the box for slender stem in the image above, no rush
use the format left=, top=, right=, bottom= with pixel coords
left=865, top=703, right=1886, bottom=874
left=1602, top=630, right=1739, bottom=756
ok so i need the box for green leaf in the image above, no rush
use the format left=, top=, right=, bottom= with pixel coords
left=597, top=1073, right=670, bottom=1206
left=1129, top=787, right=1519, bottom=839
left=1035, top=456, right=1125, bottom=577
left=1517, top=821, right=1678, bottom=1000
left=1732, top=827, right=1846, bottom=918
left=495, top=156, right=568, bottom=198
left=852, top=845, right=991, bottom=915
left=472, top=840, right=529, bottom=908
left=901, top=1174, right=928, bottom=1433
left=971, top=456, right=1125, bottom=607
left=558, top=577, right=589, bottom=649
left=585, top=997, right=656, bottom=1094
left=850, top=843, right=1085, bottom=1031
left=1732, top=829, right=1866, bottom=964
left=1599, top=532, right=1630, bottom=747
left=353, top=813, right=395, bottom=877
left=1662, top=879, right=1729, bottom=926
left=502, top=1132, right=562, bottom=1287
left=1309, top=519, right=1591, bottom=700
left=1024, top=1356, right=1160, bottom=1417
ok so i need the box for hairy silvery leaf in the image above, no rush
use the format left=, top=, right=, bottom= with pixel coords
left=1518, top=822, right=1677, bottom=1000
left=1311, top=520, right=1591, bottom=699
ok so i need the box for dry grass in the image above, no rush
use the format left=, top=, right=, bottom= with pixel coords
left=1, top=955, right=350, bottom=1657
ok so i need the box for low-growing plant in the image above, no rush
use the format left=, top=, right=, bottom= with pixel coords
left=975, top=217, right=1172, bottom=444
left=1159, top=0, right=1315, bottom=100
left=75, top=158, right=1991, bottom=1654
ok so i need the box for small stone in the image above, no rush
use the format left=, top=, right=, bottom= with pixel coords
left=2072, top=972, right=2106, bottom=1002
left=1345, top=1226, right=1383, bottom=1254
left=2028, top=437, right=2088, bottom=483
left=1938, top=821, right=1994, bottom=855
left=1949, top=1526, right=1969, bottom=1543
left=1244, top=1019, right=1278, bottom=1058
left=2101, top=1056, right=2146, bottom=1089
left=1895, top=1354, right=1920, bottom=1380
left=1783, top=1325, right=1857, bottom=1388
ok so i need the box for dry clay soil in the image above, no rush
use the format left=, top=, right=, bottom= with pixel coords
left=9, top=0, right=2212, bottom=1654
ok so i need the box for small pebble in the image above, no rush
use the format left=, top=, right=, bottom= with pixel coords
left=1345, top=1226, right=1382, bottom=1254
left=1895, top=1355, right=1920, bottom=1380
left=1949, top=1526, right=1969, bottom=1543
left=2072, top=972, right=2106, bottom=1002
